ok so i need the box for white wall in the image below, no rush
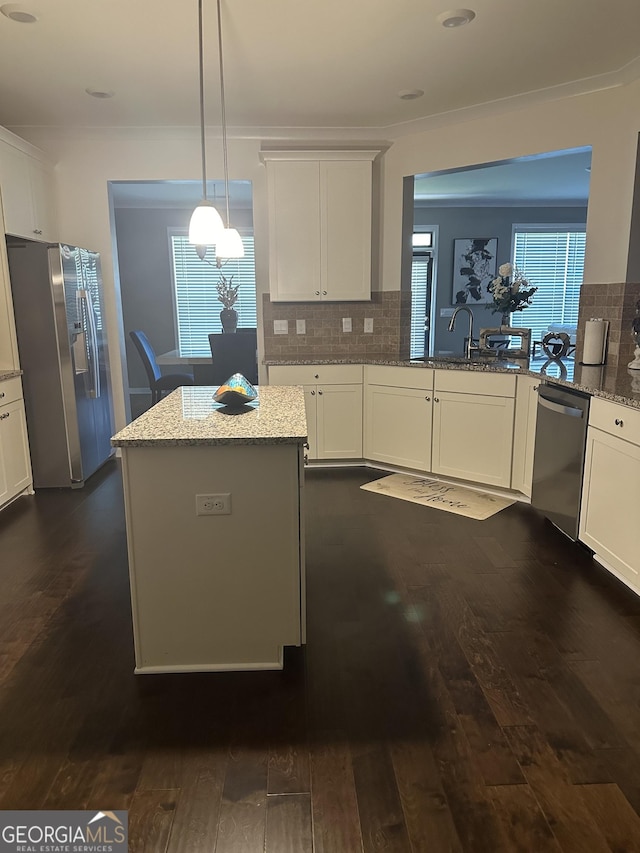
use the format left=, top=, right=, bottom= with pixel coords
left=18, top=77, right=640, bottom=428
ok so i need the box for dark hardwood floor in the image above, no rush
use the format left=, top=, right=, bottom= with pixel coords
left=2, top=461, right=640, bottom=851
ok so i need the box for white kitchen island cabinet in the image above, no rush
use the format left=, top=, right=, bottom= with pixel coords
left=111, top=385, right=307, bottom=673
left=261, top=150, right=377, bottom=302
left=579, top=397, right=640, bottom=595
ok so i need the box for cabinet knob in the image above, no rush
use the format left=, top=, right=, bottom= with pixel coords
left=315, top=291, right=320, bottom=296
left=318, top=390, right=323, bottom=395
left=33, top=229, right=42, bottom=235
left=434, top=397, right=440, bottom=403
left=0, top=392, right=4, bottom=398
left=425, top=396, right=431, bottom=401
left=304, top=454, right=308, bottom=464
left=314, top=374, right=319, bottom=379
left=615, top=418, right=624, bottom=426
left=322, top=291, right=327, bottom=296
left=0, top=412, right=9, bottom=420
left=304, top=442, right=309, bottom=450
left=310, top=390, right=315, bottom=396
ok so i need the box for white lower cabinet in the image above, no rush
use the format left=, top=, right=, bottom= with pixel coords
left=430, top=370, right=516, bottom=489
left=510, top=375, right=540, bottom=496
left=580, top=397, right=640, bottom=593
left=269, top=365, right=363, bottom=460
left=0, top=378, right=33, bottom=508
left=364, top=366, right=433, bottom=471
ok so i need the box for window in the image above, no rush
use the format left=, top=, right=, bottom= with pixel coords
left=170, top=232, right=256, bottom=354
left=509, top=225, right=586, bottom=349
left=410, top=232, right=434, bottom=358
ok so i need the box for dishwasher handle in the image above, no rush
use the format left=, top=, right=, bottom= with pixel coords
left=538, top=395, right=584, bottom=418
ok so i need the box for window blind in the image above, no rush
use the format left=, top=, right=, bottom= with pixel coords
left=410, top=253, right=431, bottom=358
left=171, top=233, right=256, bottom=355
left=510, top=229, right=586, bottom=346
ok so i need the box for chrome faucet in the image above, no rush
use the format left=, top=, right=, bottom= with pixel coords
left=448, top=305, right=477, bottom=359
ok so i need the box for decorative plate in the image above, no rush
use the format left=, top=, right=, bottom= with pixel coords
left=213, top=373, right=258, bottom=408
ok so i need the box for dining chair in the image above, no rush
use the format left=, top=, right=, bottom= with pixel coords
left=208, top=329, right=258, bottom=385
left=129, top=330, right=195, bottom=406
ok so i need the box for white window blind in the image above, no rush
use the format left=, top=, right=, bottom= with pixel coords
left=170, top=233, right=256, bottom=355
left=510, top=228, right=586, bottom=346
left=410, top=254, right=431, bottom=358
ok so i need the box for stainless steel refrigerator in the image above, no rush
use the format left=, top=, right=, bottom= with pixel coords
left=6, top=238, right=114, bottom=488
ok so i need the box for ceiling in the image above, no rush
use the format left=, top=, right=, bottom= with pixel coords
left=414, top=148, right=592, bottom=207
left=0, top=1, right=639, bottom=133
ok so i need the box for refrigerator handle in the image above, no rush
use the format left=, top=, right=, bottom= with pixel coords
left=79, top=289, right=100, bottom=398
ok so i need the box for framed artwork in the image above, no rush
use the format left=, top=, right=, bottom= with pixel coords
left=452, top=237, right=498, bottom=305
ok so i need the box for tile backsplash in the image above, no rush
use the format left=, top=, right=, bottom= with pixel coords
left=262, top=291, right=412, bottom=361
left=576, top=282, right=640, bottom=367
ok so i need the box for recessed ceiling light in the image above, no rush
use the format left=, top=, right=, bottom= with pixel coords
left=437, top=8, right=476, bottom=28
left=0, top=4, right=38, bottom=23
left=85, top=88, right=115, bottom=99
left=398, top=89, right=425, bottom=101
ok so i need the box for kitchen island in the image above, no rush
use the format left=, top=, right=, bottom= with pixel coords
left=111, top=385, right=307, bottom=673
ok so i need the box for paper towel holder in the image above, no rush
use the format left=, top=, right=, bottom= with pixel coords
left=579, top=318, right=609, bottom=366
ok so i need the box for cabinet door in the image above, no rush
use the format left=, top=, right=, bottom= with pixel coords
left=321, top=160, right=372, bottom=301
left=0, top=399, right=32, bottom=505
left=365, top=384, right=432, bottom=471
left=511, top=376, right=539, bottom=496
left=266, top=160, right=322, bottom=301
left=28, top=156, right=56, bottom=241
left=0, top=205, right=19, bottom=369
left=580, top=428, right=640, bottom=590
left=316, top=384, right=363, bottom=459
left=0, top=142, right=33, bottom=239
left=432, top=391, right=515, bottom=488
left=303, top=385, right=318, bottom=460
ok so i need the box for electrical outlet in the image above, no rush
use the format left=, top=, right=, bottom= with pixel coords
left=196, top=493, right=231, bottom=515
left=273, top=320, right=288, bottom=335
left=296, top=319, right=306, bottom=334
left=364, top=318, right=374, bottom=333
left=342, top=317, right=352, bottom=333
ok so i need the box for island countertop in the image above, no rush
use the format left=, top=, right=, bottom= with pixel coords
left=111, top=385, right=308, bottom=447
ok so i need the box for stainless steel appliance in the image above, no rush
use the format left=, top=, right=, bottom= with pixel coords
left=6, top=238, right=114, bottom=488
left=531, top=383, right=591, bottom=540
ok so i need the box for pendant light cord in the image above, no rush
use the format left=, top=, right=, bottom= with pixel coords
left=197, top=0, right=207, bottom=201
left=216, top=0, right=231, bottom=227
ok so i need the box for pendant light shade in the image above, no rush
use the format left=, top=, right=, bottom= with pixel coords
left=216, top=227, right=244, bottom=259
left=188, top=201, right=224, bottom=245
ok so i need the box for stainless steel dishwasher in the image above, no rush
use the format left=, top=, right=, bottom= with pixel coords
left=531, top=383, right=591, bottom=540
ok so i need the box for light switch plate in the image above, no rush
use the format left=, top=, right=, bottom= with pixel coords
left=342, top=318, right=352, bottom=333
left=273, top=319, right=288, bottom=335
left=296, top=319, right=306, bottom=334
left=364, top=318, right=374, bottom=333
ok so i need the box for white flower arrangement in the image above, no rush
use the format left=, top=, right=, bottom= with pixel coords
left=487, top=262, right=537, bottom=316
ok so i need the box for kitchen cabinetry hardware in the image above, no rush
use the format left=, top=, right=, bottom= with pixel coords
left=322, top=290, right=327, bottom=295
left=425, top=396, right=431, bottom=401
left=434, top=397, right=439, bottom=402
left=310, top=390, right=315, bottom=396
left=315, top=291, right=320, bottom=295
left=314, top=374, right=319, bottom=379
left=0, top=412, right=8, bottom=420
left=318, top=390, right=323, bottom=395
left=0, top=392, right=4, bottom=398
left=615, top=418, right=624, bottom=426
left=303, top=442, right=309, bottom=450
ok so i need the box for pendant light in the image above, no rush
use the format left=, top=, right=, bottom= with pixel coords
left=214, top=0, right=244, bottom=260
left=188, top=0, right=224, bottom=246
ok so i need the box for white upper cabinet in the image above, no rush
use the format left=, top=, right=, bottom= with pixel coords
left=262, top=150, right=377, bottom=302
left=0, top=130, right=56, bottom=242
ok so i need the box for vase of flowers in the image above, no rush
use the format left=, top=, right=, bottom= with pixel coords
left=217, top=274, right=240, bottom=333
left=487, top=263, right=537, bottom=328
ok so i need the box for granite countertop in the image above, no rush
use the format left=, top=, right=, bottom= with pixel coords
left=0, top=369, right=22, bottom=382
left=112, top=385, right=308, bottom=447
left=264, top=355, right=640, bottom=409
